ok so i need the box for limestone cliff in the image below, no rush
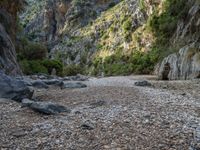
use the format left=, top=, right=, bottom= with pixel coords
left=158, top=1, right=200, bottom=80
left=21, top=0, right=200, bottom=79
left=0, top=1, right=24, bottom=76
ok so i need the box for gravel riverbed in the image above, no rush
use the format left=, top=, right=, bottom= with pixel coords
left=0, top=76, right=200, bottom=149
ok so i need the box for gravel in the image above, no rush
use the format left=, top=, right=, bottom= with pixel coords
left=0, top=76, right=200, bottom=149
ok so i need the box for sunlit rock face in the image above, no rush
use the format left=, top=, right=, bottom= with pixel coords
left=21, top=0, right=146, bottom=65
left=21, top=0, right=121, bottom=43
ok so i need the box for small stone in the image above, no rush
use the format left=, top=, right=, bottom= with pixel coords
left=180, top=92, right=186, bottom=96
left=12, top=129, right=27, bottom=138
left=81, top=120, right=95, bottom=130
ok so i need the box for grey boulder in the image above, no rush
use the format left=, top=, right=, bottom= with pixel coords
left=61, top=82, right=87, bottom=89
left=135, top=80, right=151, bottom=86
left=31, top=80, right=49, bottom=89
left=0, top=72, right=34, bottom=101
left=22, top=99, right=71, bottom=115
left=43, top=79, right=63, bottom=86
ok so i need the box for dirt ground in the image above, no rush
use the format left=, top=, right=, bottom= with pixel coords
left=0, top=76, right=200, bottom=150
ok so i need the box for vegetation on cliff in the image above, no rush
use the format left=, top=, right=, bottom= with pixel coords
left=17, top=0, right=198, bottom=77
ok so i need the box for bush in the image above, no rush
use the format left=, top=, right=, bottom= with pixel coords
left=104, top=63, right=133, bottom=76
left=22, top=42, right=47, bottom=60
left=17, top=37, right=48, bottom=61
left=148, top=0, right=189, bottom=47
left=19, top=59, right=63, bottom=76
left=123, top=19, right=132, bottom=32
left=91, top=48, right=159, bottom=76
left=20, top=60, right=48, bottom=75
left=42, top=59, right=63, bottom=76
left=63, top=64, right=85, bottom=76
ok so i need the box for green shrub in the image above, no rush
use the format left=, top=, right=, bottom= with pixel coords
left=139, top=0, right=146, bottom=11
left=22, top=42, right=47, bottom=60
left=91, top=48, right=159, bottom=76
left=123, top=19, right=132, bottom=32
left=104, top=63, right=133, bottom=76
left=63, top=64, right=85, bottom=76
left=20, top=60, right=48, bottom=75
left=19, top=59, right=63, bottom=76
left=17, top=36, right=48, bottom=61
left=42, top=59, right=63, bottom=76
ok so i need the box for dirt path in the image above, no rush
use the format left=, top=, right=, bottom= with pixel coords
left=0, top=76, right=200, bottom=149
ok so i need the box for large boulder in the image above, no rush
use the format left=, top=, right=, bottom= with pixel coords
left=0, top=72, right=34, bottom=101
left=158, top=42, right=200, bottom=80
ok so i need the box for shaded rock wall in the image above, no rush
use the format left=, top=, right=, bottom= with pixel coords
left=0, top=9, right=22, bottom=76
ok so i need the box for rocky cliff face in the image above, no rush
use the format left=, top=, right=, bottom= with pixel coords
left=0, top=2, right=23, bottom=76
left=21, top=0, right=200, bottom=79
left=21, top=0, right=148, bottom=65
left=21, top=0, right=120, bottom=42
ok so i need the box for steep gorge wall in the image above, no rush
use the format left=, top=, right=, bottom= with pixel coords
left=21, top=0, right=120, bottom=43
left=0, top=1, right=23, bottom=76
left=21, top=0, right=200, bottom=79
left=158, top=0, right=200, bottom=80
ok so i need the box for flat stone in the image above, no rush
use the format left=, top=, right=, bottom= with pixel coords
left=22, top=99, right=71, bottom=115
left=134, top=80, right=151, bottom=86
left=61, top=82, right=87, bottom=89
left=31, top=81, right=49, bottom=89
left=43, top=79, right=63, bottom=86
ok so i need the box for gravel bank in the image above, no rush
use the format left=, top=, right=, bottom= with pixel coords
left=0, top=76, right=200, bottom=149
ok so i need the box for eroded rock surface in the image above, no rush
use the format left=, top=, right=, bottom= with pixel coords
left=0, top=25, right=21, bottom=75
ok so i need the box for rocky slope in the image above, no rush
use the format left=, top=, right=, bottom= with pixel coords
left=21, top=0, right=200, bottom=79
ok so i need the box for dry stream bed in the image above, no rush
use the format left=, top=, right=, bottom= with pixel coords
left=0, top=76, right=200, bottom=149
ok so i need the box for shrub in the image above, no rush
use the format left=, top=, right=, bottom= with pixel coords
left=19, top=59, right=63, bottom=76
left=123, top=19, right=132, bottom=32
left=20, top=60, right=48, bottom=75
left=22, top=42, right=48, bottom=60
left=42, top=59, right=63, bottom=76
left=63, top=64, right=85, bottom=76
left=17, top=36, right=48, bottom=61
left=139, top=0, right=146, bottom=11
